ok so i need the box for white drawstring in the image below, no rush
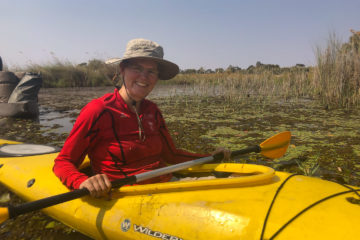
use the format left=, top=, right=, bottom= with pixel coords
left=132, top=101, right=146, bottom=142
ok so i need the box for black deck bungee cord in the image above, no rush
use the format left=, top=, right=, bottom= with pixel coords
left=259, top=174, right=300, bottom=240
left=336, top=182, right=360, bottom=198
left=260, top=174, right=360, bottom=240
left=268, top=188, right=360, bottom=240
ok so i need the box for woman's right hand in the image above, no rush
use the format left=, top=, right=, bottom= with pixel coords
left=79, top=174, right=112, bottom=198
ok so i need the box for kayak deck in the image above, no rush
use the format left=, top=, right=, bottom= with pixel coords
left=1, top=140, right=360, bottom=240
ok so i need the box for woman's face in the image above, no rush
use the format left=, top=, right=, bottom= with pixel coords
left=121, top=59, right=159, bottom=102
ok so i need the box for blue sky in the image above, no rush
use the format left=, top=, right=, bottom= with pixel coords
left=1, top=0, right=359, bottom=70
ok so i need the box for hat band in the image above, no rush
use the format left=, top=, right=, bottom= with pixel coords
left=123, top=49, right=163, bottom=59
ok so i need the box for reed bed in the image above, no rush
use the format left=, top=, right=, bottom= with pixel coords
left=7, top=31, right=360, bottom=109
left=26, top=59, right=115, bottom=88
left=314, top=32, right=360, bottom=109
left=167, top=68, right=313, bottom=104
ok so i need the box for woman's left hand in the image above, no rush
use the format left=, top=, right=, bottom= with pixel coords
left=212, top=147, right=231, bottom=162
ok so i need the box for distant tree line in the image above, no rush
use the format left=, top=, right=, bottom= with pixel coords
left=180, top=61, right=309, bottom=75
left=13, top=59, right=310, bottom=88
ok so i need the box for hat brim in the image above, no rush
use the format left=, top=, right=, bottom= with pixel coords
left=105, top=56, right=179, bottom=80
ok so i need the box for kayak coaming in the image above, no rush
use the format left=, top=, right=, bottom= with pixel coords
left=113, top=163, right=276, bottom=195
left=0, top=140, right=359, bottom=239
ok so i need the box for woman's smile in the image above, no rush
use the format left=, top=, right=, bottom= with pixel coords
left=135, top=81, right=149, bottom=87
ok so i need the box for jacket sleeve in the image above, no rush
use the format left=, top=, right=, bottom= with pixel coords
left=156, top=110, right=209, bottom=164
left=53, top=100, right=102, bottom=189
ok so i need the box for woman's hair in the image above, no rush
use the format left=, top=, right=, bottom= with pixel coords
left=111, top=60, right=130, bottom=88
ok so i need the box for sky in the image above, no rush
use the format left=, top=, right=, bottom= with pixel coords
left=1, top=0, right=359, bottom=70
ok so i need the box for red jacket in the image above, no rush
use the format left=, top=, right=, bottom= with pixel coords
left=53, top=89, right=208, bottom=189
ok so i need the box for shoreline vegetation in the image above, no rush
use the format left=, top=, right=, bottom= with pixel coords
left=4, top=31, right=360, bottom=109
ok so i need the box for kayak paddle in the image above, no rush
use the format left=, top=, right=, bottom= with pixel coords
left=0, top=131, right=291, bottom=223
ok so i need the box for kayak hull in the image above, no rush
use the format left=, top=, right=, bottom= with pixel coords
left=0, top=139, right=359, bottom=240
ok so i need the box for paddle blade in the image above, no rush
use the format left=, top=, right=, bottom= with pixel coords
left=259, top=131, right=291, bottom=159
left=0, top=208, right=9, bottom=223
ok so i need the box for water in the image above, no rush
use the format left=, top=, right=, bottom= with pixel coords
left=39, top=107, right=79, bottom=136
left=36, top=85, right=209, bottom=136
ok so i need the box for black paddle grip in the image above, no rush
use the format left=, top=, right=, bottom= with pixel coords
left=8, top=188, right=89, bottom=219
left=8, top=175, right=138, bottom=219
left=213, top=152, right=224, bottom=162
left=213, top=145, right=261, bottom=162
left=111, top=175, right=137, bottom=188
left=231, top=145, right=261, bottom=157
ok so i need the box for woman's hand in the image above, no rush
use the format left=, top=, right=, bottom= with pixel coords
left=212, top=147, right=231, bottom=162
left=79, top=174, right=112, bottom=198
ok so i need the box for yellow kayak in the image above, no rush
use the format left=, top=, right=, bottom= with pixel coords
left=0, top=139, right=359, bottom=240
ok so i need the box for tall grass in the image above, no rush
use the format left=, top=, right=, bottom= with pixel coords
left=168, top=68, right=312, bottom=103
left=314, top=31, right=360, bottom=108
left=26, top=59, right=115, bottom=88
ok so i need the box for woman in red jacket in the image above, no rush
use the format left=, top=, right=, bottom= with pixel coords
left=53, top=39, right=229, bottom=197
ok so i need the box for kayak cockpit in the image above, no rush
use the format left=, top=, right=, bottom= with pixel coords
left=0, top=139, right=277, bottom=196
left=111, top=163, right=276, bottom=196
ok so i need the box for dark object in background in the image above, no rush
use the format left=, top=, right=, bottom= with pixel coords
left=0, top=56, right=3, bottom=71
left=0, top=71, right=19, bottom=103
left=0, top=72, right=42, bottom=118
left=8, top=72, right=42, bottom=104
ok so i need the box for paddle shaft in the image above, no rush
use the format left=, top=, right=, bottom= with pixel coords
left=134, top=145, right=260, bottom=183
left=7, top=145, right=261, bottom=219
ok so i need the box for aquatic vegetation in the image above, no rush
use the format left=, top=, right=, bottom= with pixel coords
left=1, top=85, right=360, bottom=239
left=296, top=155, right=320, bottom=176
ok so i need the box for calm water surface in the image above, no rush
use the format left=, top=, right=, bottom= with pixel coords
left=37, top=85, right=200, bottom=135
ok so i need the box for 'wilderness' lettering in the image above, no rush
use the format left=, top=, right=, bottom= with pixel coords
left=133, top=224, right=183, bottom=240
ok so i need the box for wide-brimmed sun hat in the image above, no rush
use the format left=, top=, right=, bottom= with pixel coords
left=106, top=38, right=179, bottom=80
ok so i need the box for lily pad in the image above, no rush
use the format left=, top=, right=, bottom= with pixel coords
left=45, top=221, right=56, bottom=229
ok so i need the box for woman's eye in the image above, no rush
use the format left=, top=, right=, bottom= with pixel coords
left=149, top=70, right=158, bottom=76
left=133, top=67, right=142, bottom=72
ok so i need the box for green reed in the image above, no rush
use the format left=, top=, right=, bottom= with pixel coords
left=314, top=31, right=360, bottom=109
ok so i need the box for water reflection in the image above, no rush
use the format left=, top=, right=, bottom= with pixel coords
left=39, top=107, right=79, bottom=136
